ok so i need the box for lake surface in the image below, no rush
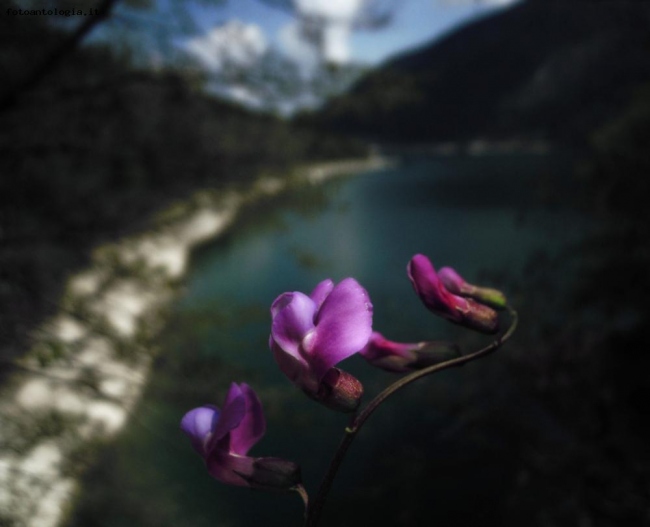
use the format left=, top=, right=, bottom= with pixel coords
left=69, top=154, right=592, bottom=527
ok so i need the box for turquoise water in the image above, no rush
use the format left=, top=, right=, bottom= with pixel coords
left=70, top=154, right=589, bottom=527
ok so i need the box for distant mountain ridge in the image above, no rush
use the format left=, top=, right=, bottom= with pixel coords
left=302, top=0, right=650, bottom=144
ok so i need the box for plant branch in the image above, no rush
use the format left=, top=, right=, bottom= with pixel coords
left=304, top=306, right=519, bottom=527
left=0, top=0, right=121, bottom=114
left=294, top=484, right=309, bottom=522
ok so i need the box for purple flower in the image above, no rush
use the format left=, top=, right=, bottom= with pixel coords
left=407, top=254, right=499, bottom=334
left=360, top=331, right=460, bottom=373
left=270, top=278, right=372, bottom=412
left=438, top=267, right=506, bottom=310
left=181, top=382, right=300, bottom=490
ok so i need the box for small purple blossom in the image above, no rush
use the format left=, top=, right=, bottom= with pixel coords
left=360, top=331, right=460, bottom=373
left=407, top=254, right=499, bottom=334
left=270, top=278, right=372, bottom=412
left=181, top=382, right=300, bottom=490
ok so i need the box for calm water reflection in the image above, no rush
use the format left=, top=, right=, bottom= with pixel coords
left=70, top=154, right=591, bottom=527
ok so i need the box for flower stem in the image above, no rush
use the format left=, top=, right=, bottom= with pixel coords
left=304, top=306, right=518, bottom=527
left=294, top=484, right=309, bottom=521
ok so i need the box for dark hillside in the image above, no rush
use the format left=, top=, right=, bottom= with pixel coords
left=303, top=1, right=650, bottom=144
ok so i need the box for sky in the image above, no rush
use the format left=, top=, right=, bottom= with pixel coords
left=171, top=0, right=520, bottom=112
left=184, top=0, right=521, bottom=68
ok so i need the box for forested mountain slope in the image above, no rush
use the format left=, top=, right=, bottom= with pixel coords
left=303, top=0, right=650, bottom=144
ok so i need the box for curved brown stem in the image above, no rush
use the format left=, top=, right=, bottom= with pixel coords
left=304, top=306, right=519, bottom=527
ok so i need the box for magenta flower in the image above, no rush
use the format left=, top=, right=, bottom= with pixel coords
left=407, top=254, right=499, bottom=334
left=270, top=278, right=373, bottom=412
left=438, top=266, right=506, bottom=310
left=181, top=382, right=300, bottom=490
left=360, top=331, right=460, bottom=373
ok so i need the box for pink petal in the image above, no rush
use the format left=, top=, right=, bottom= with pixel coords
left=211, top=383, right=246, bottom=446
left=440, top=266, right=507, bottom=311
left=360, top=332, right=418, bottom=362
left=180, top=405, right=220, bottom=456
left=228, top=383, right=266, bottom=456
left=271, top=338, right=319, bottom=395
left=407, top=254, right=467, bottom=321
left=270, top=292, right=317, bottom=360
left=438, top=267, right=467, bottom=294
left=310, top=279, right=334, bottom=309
left=308, top=278, right=373, bottom=380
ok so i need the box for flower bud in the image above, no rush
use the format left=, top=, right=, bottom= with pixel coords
left=407, top=340, right=461, bottom=369
left=309, top=367, right=363, bottom=413
left=360, top=331, right=461, bottom=373
left=438, top=267, right=507, bottom=310
left=456, top=298, right=500, bottom=333
left=239, top=457, right=302, bottom=491
left=408, top=254, right=499, bottom=334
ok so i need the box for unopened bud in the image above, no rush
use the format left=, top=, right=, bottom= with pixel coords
left=456, top=298, right=499, bottom=334
left=361, top=332, right=461, bottom=372
left=408, top=341, right=461, bottom=369
left=311, top=368, right=363, bottom=413
left=240, top=457, right=302, bottom=491
left=408, top=255, right=500, bottom=334
left=439, top=267, right=507, bottom=310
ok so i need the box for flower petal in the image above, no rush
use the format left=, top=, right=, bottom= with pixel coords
left=228, top=383, right=266, bottom=456
left=271, top=292, right=317, bottom=360
left=180, top=405, right=220, bottom=456
left=212, top=383, right=246, bottom=445
left=310, top=279, right=334, bottom=310
left=271, top=338, right=319, bottom=395
left=407, top=254, right=466, bottom=321
left=360, top=332, right=418, bottom=362
left=359, top=332, right=421, bottom=373
left=308, top=278, right=373, bottom=380
left=438, top=266, right=467, bottom=294
left=440, top=266, right=507, bottom=310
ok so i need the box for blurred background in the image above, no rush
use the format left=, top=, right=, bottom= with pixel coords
left=1, top=0, right=650, bottom=526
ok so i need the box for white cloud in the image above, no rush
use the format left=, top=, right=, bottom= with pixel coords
left=438, top=0, right=518, bottom=6
left=178, top=3, right=374, bottom=113
left=185, top=20, right=267, bottom=72
left=287, top=0, right=369, bottom=65
left=294, top=0, right=365, bottom=21
left=322, top=22, right=352, bottom=63
left=279, top=21, right=320, bottom=73
left=279, top=18, right=352, bottom=69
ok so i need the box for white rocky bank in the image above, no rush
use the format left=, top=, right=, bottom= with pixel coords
left=0, top=156, right=390, bottom=527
